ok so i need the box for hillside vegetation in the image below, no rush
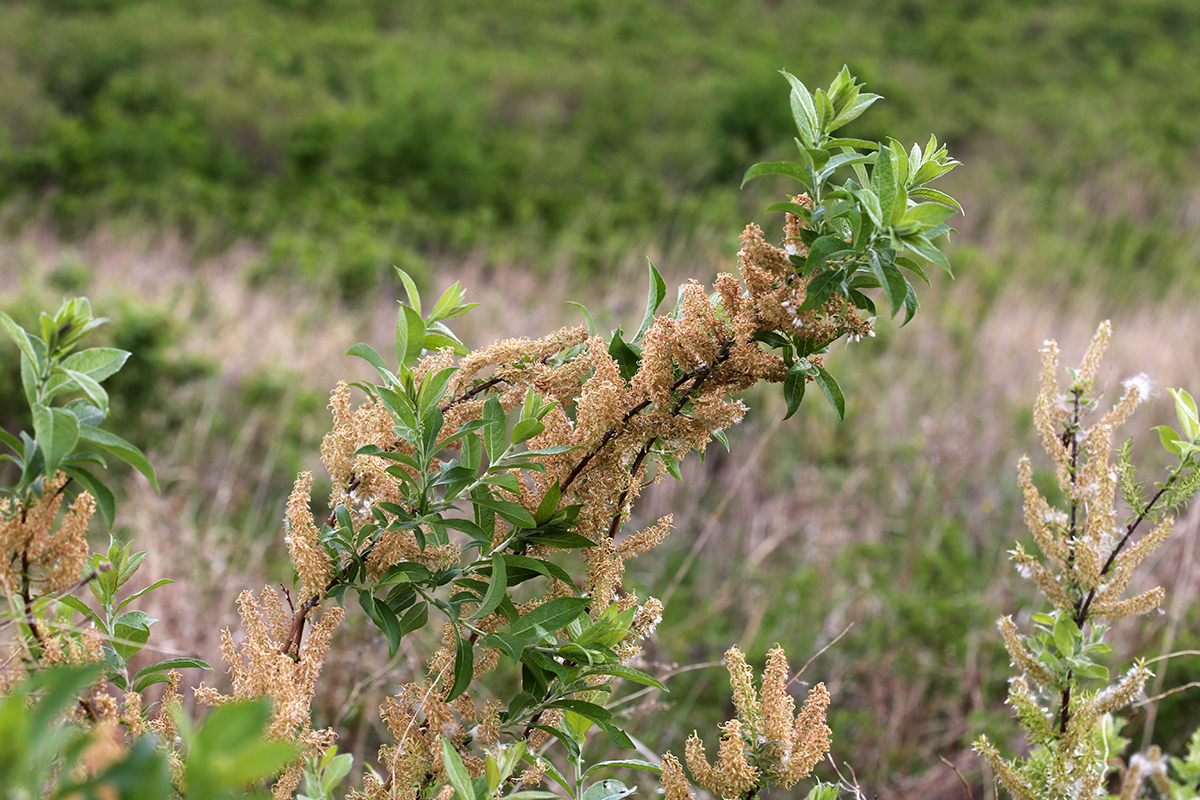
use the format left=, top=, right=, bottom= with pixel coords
left=3, top=0, right=1199, bottom=295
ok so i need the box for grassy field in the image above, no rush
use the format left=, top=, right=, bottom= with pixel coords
left=3, top=1, right=1200, bottom=797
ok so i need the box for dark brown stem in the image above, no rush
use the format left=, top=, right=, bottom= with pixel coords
left=1064, top=390, right=1081, bottom=570
left=602, top=339, right=735, bottom=539
left=561, top=359, right=711, bottom=493
left=20, top=551, right=46, bottom=652
left=561, top=398, right=650, bottom=492
left=521, top=711, right=543, bottom=741
left=607, top=442, right=656, bottom=540
left=279, top=593, right=321, bottom=660
left=1058, top=681, right=1072, bottom=737
left=78, top=697, right=97, bottom=722
left=1075, top=479, right=1174, bottom=625
left=441, top=377, right=507, bottom=413
left=1058, top=390, right=1082, bottom=737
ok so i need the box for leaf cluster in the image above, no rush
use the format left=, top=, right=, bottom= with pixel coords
left=0, top=298, right=157, bottom=526
left=743, top=67, right=959, bottom=326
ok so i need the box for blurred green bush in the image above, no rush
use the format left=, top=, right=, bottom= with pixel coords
left=3, top=0, right=1199, bottom=296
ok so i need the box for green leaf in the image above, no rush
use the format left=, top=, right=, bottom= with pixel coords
left=567, top=301, right=596, bottom=337
left=798, top=268, right=843, bottom=312
left=132, top=658, right=211, bottom=692
left=634, top=260, right=667, bottom=344
left=1073, top=662, right=1109, bottom=681
left=511, top=596, right=591, bottom=639
left=1155, top=425, right=1183, bottom=455
left=471, top=496, right=537, bottom=529
left=534, top=482, right=562, bottom=525
left=1171, top=389, right=1200, bottom=442
left=377, top=561, right=433, bottom=586
left=471, top=554, right=509, bottom=620
left=872, top=143, right=898, bottom=225
left=0, top=425, right=21, bottom=455
left=501, top=554, right=574, bottom=585
left=396, top=304, right=426, bottom=367
left=112, top=610, right=154, bottom=660
left=806, top=784, right=841, bottom=800
left=185, top=700, right=299, bottom=790
left=60, top=347, right=129, bottom=382
left=607, top=328, right=641, bottom=382
left=424, top=332, right=470, bottom=357
left=0, top=310, right=38, bottom=366
left=397, top=268, right=422, bottom=316
left=580, top=778, right=636, bottom=800
left=850, top=185, right=884, bottom=228
left=580, top=664, right=668, bottom=692
left=827, top=137, right=880, bottom=150
left=582, top=760, right=663, bottom=780
left=78, top=425, right=159, bottom=490
left=482, top=397, right=506, bottom=459
left=512, top=418, right=545, bottom=445
left=764, top=201, right=814, bottom=220
left=899, top=233, right=953, bottom=277
left=419, top=367, right=458, bottom=418
left=741, top=160, right=812, bottom=190
left=901, top=280, right=920, bottom=325
left=32, top=403, right=80, bottom=479
left=59, top=368, right=109, bottom=411
left=63, top=465, right=116, bottom=528
left=780, top=70, right=819, bottom=148
left=909, top=187, right=963, bottom=214
left=429, top=281, right=467, bottom=321
left=803, top=235, right=853, bottom=275
left=346, top=342, right=389, bottom=374
left=830, top=92, right=883, bottom=130
left=1053, top=614, right=1079, bottom=656
left=116, top=578, right=174, bottom=612
left=483, top=631, right=526, bottom=664
left=813, top=365, right=845, bottom=421
left=897, top=202, right=956, bottom=235
left=547, top=699, right=611, bottom=723
left=447, top=632, right=474, bottom=702
left=816, top=151, right=873, bottom=185
left=520, top=528, right=596, bottom=549
left=893, top=255, right=931, bottom=287
left=399, top=602, right=428, bottom=636
left=21, top=349, right=38, bottom=408
left=783, top=366, right=808, bottom=420
left=870, top=252, right=909, bottom=318
left=441, top=737, right=476, bottom=800
left=63, top=398, right=105, bottom=427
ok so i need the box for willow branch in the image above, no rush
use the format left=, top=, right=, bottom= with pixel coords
left=604, top=339, right=735, bottom=539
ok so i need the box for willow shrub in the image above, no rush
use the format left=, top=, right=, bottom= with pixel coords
left=5, top=67, right=1193, bottom=800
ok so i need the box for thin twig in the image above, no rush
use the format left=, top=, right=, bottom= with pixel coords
left=1133, top=681, right=1200, bottom=708
left=939, top=755, right=975, bottom=800
left=1144, top=649, right=1200, bottom=665
left=441, top=376, right=507, bottom=413
left=790, top=622, right=853, bottom=687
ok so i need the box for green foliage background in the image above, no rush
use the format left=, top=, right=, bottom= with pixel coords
left=3, top=1, right=1200, bottom=796
left=3, top=0, right=1199, bottom=294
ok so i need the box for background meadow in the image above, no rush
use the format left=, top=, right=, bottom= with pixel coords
left=2, top=1, right=1200, bottom=797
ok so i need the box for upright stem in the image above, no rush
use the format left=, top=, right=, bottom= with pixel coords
left=1058, top=389, right=1082, bottom=736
